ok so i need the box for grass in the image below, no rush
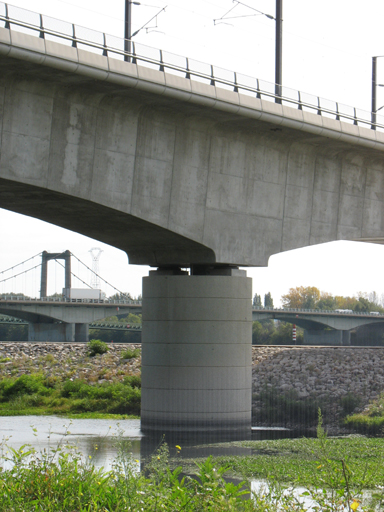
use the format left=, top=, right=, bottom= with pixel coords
left=0, top=341, right=141, bottom=418
left=121, top=347, right=140, bottom=360
left=0, top=373, right=141, bottom=418
left=2, top=422, right=384, bottom=511
left=0, top=439, right=253, bottom=512
left=209, top=436, right=384, bottom=488
left=343, top=392, right=384, bottom=435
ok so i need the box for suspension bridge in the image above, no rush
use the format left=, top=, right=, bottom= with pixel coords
left=0, top=250, right=142, bottom=342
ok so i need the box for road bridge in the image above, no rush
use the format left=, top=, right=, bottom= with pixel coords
left=253, top=307, right=384, bottom=345
left=0, top=314, right=142, bottom=332
left=0, top=296, right=142, bottom=341
left=1, top=4, right=384, bottom=437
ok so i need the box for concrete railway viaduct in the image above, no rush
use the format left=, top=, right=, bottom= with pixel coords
left=1, top=4, right=384, bottom=437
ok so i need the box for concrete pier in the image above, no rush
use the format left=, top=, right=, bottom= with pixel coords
left=140, top=268, right=252, bottom=437
left=29, top=322, right=89, bottom=342
left=304, top=329, right=351, bottom=346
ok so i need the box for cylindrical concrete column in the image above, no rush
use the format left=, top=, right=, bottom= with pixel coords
left=140, top=269, right=252, bottom=436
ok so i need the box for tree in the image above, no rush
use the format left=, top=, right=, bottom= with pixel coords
left=253, top=293, right=262, bottom=307
left=316, top=292, right=336, bottom=311
left=281, top=286, right=320, bottom=309
left=264, top=292, right=274, bottom=308
left=108, top=292, right=133, bottom=301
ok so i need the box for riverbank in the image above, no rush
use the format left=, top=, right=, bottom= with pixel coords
left=252, top=346, right=384, bottom=432
left=0, top=342, right=141, bottom=417
left=1, top=343, right=384, bottom=432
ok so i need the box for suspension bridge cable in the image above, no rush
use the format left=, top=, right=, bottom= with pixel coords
left=70, top=252, right=132, bottom=298
left=0, top=253, right=42, bottom=276
left=0, top=264, right=41, bottom=283
left=54, top=259, right=93, bottom=290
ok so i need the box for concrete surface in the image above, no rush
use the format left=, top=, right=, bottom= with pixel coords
left=303, top=329, right=351, bottom=346
left=0, top=28, right=384, bottom=266
left=140, top=271, right=252, bottom=434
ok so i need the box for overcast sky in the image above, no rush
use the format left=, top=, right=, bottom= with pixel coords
left=1, top=0, right=384, bottom=304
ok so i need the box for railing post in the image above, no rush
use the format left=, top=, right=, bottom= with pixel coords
left=39, top=14, right=44, bottom=39
left=354, top=107, right=358, bottom=126
left=336, top=102, right=340, bottom=121
left=298, top=90, right=303, bottom=110
left=210, top=64, right=215, bottom=86
left=185, top=57, right=191, bottom=79
left=72, top=24, right=77, bottom=48
left=131, top=41, right=136, bottom=64
left=234, top=71, right=238, bottom=92
left=102, top=33, right=108, bottom=56
left=256, top=78, right=261, bottom=99
left=159, top=49, right=164, bottom=72
left=4, top=3, right=9, bottom=29
left=317, top=96, right=321, bottom=116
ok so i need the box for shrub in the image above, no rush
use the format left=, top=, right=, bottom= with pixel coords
left=0, top=374, right=50, bottom=400
left=87, top=339, right=109, bottom=357
left=124, top=375, right=141, bottom=388
left=255, top=386, right=324, bottom=426
left=121, top=347, right=140, bottom=360
left=339, top=392, right=362, bottom=417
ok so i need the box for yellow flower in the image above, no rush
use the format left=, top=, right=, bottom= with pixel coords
left=175, top=445, right=181, bottom=450
left=351, top=500, right=360, bottom=511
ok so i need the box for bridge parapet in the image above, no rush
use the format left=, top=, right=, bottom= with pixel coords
left=0, top=2, right=383, bottom=133
left=0, top=295, right=142, bottom=306
left=252, top=306, right=384, bottom=318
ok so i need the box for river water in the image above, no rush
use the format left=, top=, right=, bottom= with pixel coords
left=0, top=416, right=303, bottom=471
left=0, top=416, right=334, bottom=510
left=0, top=416, right=142, bottom=471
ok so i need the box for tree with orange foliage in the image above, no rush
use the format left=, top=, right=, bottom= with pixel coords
left=281, top=286, right=321, bottom=309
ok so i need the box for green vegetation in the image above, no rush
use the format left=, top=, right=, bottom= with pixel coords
left=121, top=347, right=140, bottom=360
left=344, top=392, right=384, bottom=435
left=2, top=416, right=384, bottom=510
left=87, top=339, right=109, bottom=357
left=253, top=385, right=326, bottom=426
left=252, top=320, right=304, bottom=345
left=0, top=440, right=252, bottom=512
left=281, top=286, right=384, bottom=313
left=0, top=373, right=141, bottom=417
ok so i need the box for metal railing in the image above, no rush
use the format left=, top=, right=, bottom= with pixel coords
left=0, top=2, right=383, bottom=132
left=0, top=295, right=142, bottom=305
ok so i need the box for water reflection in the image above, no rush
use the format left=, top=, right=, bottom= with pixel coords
left=0, top=416, right=310, bottom=472
left=0, top=416, right=141, bottom=471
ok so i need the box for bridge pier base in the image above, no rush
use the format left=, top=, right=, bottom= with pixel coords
left=28, top=322, right=89, bottom=342
left=75, top=323, right=89, bottom=343
left=304, top=329, right=351, bottom=346
left=29, top=322, right=75, bottom=342
left=140, top=268, right=252, bottom=439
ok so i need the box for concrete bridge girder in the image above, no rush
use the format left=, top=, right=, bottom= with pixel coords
left=1, top=29, right=384, bottom=268
left=0, top=305, right=134, bottom=324
left=252, top=312, right=384, bottom=331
